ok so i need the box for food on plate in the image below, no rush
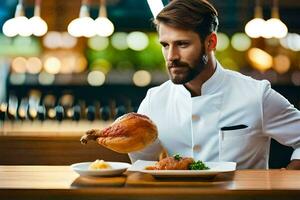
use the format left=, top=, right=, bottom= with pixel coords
left=145, top=154, right=210, bottom=170
left=80, top=113, right=158, bottom=153
left=89, top=159, right=112, bottom=170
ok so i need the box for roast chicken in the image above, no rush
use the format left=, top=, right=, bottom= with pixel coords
left=80, top=112, right=158, bottom=153
left=146, top=156, right=194, bottom=170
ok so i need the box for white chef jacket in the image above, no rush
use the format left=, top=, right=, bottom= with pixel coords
left=129, top=62, right=300, bottom=169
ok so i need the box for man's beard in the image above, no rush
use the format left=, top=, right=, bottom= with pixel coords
left=167, top=53, right=208, bottom=84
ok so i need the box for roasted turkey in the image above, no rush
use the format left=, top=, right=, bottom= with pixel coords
left=80, top=112, right=158, bottom=153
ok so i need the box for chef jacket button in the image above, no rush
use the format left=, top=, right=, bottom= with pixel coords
left=192, top=114, right=200, bottom=121
left=193, top=144, right=201, bottom=152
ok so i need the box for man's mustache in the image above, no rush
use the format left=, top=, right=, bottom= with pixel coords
left=167, top=61, right=189, bottom=68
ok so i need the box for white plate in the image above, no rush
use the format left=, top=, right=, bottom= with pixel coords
left=127, top=160, right=236, bottom=178
left=71, top=162, right=131, bottom=177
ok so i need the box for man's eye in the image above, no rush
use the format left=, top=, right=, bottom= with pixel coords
left=161, top=44, right=169, bottom=48
left=178, top=42, right=189, bottom=47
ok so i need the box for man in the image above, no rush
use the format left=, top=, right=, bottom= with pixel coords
left=129, top=0, right=300, bottom=169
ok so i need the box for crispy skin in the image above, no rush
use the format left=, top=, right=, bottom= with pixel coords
left=151, top=156, right=194, bottom=170
left=80, top=113, right=158, bottom=153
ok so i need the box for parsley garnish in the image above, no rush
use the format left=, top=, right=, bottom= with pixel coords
left=188, top=160, right=209, bottom=170
left=173, top=154, right=182, bottom=161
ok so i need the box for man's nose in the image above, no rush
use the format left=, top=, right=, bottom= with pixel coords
left=167, top=47, right=180, bottom=62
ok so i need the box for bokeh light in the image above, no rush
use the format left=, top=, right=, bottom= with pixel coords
left=132, top=70, right=151, bottom=87
left=88, top=36, right=109, bottom=51
left=127, top=32, right=149, bottom=51
left=216, top=32, right=229, bottom=51
left=44, top=57, right=61, bottom=74
left=231, top=33, right=251, bottom=51
left=87, top=70, right=106, bottom=86
left=248, top=48, right=273, bottom=71
left=111, top=32, right=128, bottom=50
left=273, top=54, right=290, bottom=74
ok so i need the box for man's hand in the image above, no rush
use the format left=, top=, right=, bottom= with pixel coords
left=286, top=159, right=300, bottom=170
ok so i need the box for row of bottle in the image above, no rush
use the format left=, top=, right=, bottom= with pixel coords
left=0, top=92, right=138, bottom=123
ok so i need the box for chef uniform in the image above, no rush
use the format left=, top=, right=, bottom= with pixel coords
left=129, top=62, right=300, bottom=169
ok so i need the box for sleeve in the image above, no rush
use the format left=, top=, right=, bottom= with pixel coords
left=262, top=81, right=300, bottom=160
left=128, top=90, right=164, bottom=163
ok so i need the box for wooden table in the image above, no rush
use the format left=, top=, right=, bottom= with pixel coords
left=1, top=165, right=300, bottom=200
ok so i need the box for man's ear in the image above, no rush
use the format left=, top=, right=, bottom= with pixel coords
left=205, top=32, right=217, bottom=51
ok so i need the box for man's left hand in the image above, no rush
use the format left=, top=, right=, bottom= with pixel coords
left=286, top=159, right=300, bottom=170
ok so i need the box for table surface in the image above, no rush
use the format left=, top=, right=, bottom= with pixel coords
left=1, top=165, right=300, bottom=200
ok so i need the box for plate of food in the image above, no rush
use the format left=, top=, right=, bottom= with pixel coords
left=127, top=155, right=236, bottom=178
left=71, top=160, right=131, bottom=177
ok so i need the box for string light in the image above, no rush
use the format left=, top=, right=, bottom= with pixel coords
left=2, top=0, right=47, bottom=37
left=245, top=0, right=266, bottom=38
left=245, top=0, right=288, bottom=39
left=263, top=0, right=288, bottom=38
left=68, top=1, right=96, bottom=37
left=29, top=0, right=48, bottom=37
left=94, top=0, right=114, bottom=37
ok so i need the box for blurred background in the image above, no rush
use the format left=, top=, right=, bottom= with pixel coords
left=0, top=0, right=299, bottom=166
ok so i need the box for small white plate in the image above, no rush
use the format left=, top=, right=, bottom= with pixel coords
left=127, top=160, right=236, bottom=178
left=71, top=162, right=131, bottom=177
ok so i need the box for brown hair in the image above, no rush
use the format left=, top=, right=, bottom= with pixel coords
left=155, top=0, right=219, bottom=41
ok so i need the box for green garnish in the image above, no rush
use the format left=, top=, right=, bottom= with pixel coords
left=189, top=160, right=209, bottom=170
left=173, top=154, right=182, bottom=161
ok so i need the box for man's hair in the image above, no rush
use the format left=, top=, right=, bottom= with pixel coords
left=155, top=0, right=219, bottom=41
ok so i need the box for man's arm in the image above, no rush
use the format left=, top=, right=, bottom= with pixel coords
left=262, top=81, right=300, bottom=169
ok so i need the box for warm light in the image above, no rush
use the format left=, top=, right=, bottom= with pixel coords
left=74, top=55, right=88, bottom=73
left=26, top=57, right=43, bottom=74
left=248, top=48, right=273, bottom=71
left=48, top=108, right=56, bottom=118
left=111, top=32, right=128, bottom=50
left=231, top=33, right=251, bottom=51
left=127, top=32, right=149, bottom=51
left=68, top=18, right=82, bottom=37
left=68, top=17, right=96, bottom=37
left=28, top=107, right=38, bottom=118
left=147, top=0, right=164, bottom=18
left=60, top=32, right=77, bottom=48
left=216, top=32, right=229, bottom=51
left=18, top=108, right=27, bottom=118
left=264, top=18, right=288, bottom=38
left=12, top=57, right=27, bottom=73
left=29, top=16, right=48, bottom=36
left=94, top=17, right=114, bottom=37
left=17, top=16, right=32, bottom=37
left=133, top=70, right=151, bottom=87
left=67, top=4, right=96, bottom=38
left=273, top=54, right=290, bottom=74
left=44, top=57, right=61, bottom=74
left=43, top=31, right=61, bottom=49
left=2, top=19, right=17, bottom=37
left=87, top=70, right=105, bottom=86
left=66, top=108, right=74, bottom=118
left=245, top=18, right=266, bottom=38
left=0, top=103, right=8, bottom=112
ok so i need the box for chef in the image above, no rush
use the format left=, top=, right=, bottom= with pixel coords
left=129, top=0, right=300, bottom=169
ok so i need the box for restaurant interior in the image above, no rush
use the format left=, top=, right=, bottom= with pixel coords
left=1, top=1, right=300, bottom=200
left=0, top=0, right=300, bottom=168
